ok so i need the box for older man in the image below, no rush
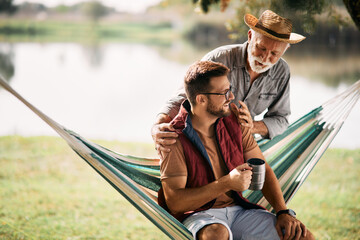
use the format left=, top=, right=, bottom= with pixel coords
left=158, top=60, right=314, bottom=240
left=152, top=10, right=306, bottom=152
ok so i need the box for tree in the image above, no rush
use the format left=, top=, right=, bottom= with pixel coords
left=81, top=1, right=108, bottom=23
left=343, top=0, right=360, bottom=30
left=0, top=0, right=17, bottom=14
left=191, top=0, right=359, bottom=37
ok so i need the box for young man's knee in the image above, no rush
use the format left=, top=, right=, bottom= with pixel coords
left=197, top=223, right=230, bottom=240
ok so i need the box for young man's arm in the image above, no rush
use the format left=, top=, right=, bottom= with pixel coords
left=161, top=163, right=252, bottom=214
left=243, top=147, right=286, bottom=212
left=243, top=146, right=309, bottom=240
left=160, top=139, right=252, bottom=215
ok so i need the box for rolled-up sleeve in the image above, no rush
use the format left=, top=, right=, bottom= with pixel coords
left=262, top=76, right=291, bottom=139
left=159, top=140, right=187, bottom=180
left=201, top=45, right=236, bottom=68
left=158, top=86, right=187, bottom=119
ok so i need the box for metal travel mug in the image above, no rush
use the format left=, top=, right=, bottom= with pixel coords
left=247, top=158, right=266, bottom=191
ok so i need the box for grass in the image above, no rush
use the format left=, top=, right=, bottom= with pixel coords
left=288, top=148, right=360, bottom=239
left=0, top=136, right=359, bottom=239
left=0, top=136, right=166, bottom=240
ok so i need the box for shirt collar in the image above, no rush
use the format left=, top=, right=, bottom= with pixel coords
left=181, top=100, right=214, bottom=170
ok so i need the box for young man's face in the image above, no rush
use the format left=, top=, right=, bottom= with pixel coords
left=247, top=31, right=289, bottom=74
left=205, top=75, right=234, bottom=118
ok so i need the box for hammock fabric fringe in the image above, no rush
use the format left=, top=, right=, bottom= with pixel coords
left=0, top=76, right=359, bottom=240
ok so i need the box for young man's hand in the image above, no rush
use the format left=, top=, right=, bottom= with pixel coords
left=227, top=163, right=253, bottom=192
left=276, top=214, right=308, bottom=240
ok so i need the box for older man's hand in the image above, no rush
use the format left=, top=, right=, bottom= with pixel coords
left=151, top=122, right=178, bottom=154
left=230, top=101, right=270, bottom=137
left=230, top=101, right=254, bottom=129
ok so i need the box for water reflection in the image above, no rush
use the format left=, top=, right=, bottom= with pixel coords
left=81, top=41, right=105, bottom=68
left=0, top=45, right=15, bottom=82
left=284, top=50, right=360, bottom=87
left=0, top=42, right=359, bottom=149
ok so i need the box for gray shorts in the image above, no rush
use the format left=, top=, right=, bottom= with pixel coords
left=182, top=205, right=280, bottom=240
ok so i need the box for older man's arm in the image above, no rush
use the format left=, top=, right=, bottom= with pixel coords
left=157, top=86, right=187, bottom=120
left=262, top=75, right=291, bottom=139
left=231, top=75, right=291, bottom=139
left=151, top=87, right=187, bottom=152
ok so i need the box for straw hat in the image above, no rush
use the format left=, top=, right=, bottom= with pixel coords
left=244, top=10, right=305, bottom=44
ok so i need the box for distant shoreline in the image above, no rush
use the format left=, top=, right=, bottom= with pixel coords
left=0, top=18, right=177, bottom=43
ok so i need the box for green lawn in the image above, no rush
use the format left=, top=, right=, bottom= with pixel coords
left=0, top=136, right=359, bottom=239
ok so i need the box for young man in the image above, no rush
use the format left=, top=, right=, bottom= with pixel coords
left=158, top=61, right=314, bottom=240
left=152, top=10, right=306, bottom=152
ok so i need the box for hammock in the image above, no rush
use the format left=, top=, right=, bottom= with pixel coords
left=0, top=76, right=359, bottom=240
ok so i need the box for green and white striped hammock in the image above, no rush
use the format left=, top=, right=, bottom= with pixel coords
left=1, top=76, right=359, bottom=240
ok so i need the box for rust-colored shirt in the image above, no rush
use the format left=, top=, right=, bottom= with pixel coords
left=160, top=123, right=258, bottom=208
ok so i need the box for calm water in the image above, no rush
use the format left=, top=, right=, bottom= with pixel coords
left=0, top=42, right=359, bottom=149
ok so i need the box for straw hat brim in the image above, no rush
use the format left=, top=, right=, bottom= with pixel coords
left=244, top=13, right=306, bottom=44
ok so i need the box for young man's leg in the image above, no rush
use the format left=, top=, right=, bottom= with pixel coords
left=228, top=206, right=315, bottom=240
left=197, top=223, right=229, bottom=240
left=227, top=206, right=280, bottom=240
left=182, top=208, right=233, bottom=240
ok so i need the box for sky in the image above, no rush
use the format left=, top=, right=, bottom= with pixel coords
left=14, top=0, right=163, bottom=13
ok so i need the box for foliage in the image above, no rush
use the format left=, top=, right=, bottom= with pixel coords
left=192, top=0, right=355, bottom=39
left=16, top=2, right=46, bottom=13
left=53, top=4, right=72, bottom=14
left=343, top=0, right=360, bottom=30
left=0, top=0, right=17, bottom=14
left=80, top=0, right=109, bottom=23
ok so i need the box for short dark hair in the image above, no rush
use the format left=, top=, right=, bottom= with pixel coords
left=184, top=61, right=229, bottom=105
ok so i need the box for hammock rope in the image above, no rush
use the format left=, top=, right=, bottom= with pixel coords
left=0, top=76, right=359, bottom=240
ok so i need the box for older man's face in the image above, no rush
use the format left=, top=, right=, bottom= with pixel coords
left=247, top=32, right=289, bottom=74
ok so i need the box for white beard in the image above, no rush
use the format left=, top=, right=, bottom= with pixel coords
left=247, top=40, right=275, bottom=74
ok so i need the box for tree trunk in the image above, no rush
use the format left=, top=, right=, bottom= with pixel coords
left=343, top=0, right=360, bottom=31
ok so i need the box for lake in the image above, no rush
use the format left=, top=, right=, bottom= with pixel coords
left=0, top=42, right=359, bottom=149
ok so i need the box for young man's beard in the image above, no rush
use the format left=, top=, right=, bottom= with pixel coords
left=247, top=39, right=275, bottom=74
left=206, top=99, right=231, bottom=118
